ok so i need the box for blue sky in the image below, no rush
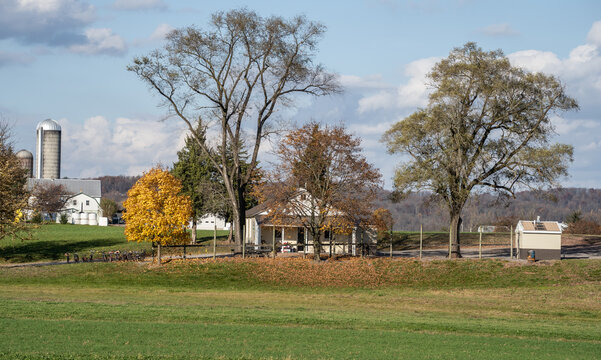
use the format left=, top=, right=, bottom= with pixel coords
left=1, top=0, right=601, bottom=189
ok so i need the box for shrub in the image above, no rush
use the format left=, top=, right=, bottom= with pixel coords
left=30, top=212, right=42, bottom=224
left=59, top=213, right=69, bottom=224
left=566, top=219, right=601, bottom=235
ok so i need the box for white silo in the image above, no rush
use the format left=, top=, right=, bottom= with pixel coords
left=16, top=149, right=34, bottom=178
left=36, top=119, right=61, bottom=179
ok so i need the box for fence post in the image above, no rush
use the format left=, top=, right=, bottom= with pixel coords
left=390, top=221, right=393, bottom=259
left=448, top=227, right=452, bottom=259
left=479, top=228, right=482, bottom=259
left=183, top=245, right=186, bottom=259
left=510, top=225, right=513, bottom=259
left=419, top=224, right=423, bottom=260
left=213, top=224, right=217, bottom=260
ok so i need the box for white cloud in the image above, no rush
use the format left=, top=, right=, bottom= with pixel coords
left=59, top=116, right=188, bottom=177
left=552, top=116, right=599, bottom=136
left=112, top=0, right=166, bottom=11
left=0, top=0, right=95, bottom=46
left=587, top=20, right=601, bottom=47
left=150, top=23, right=175, bottom=40
left=358, top=57, right=439, bottom=113
left=69, top=28, right=127, bottom=55
left=507, top=50, right=562, bottom=73
left=349, top=121, right=395, bottom=136
left=479, top=23, right=519, bottom=37
left=339, top=74, right=388, bottom=89
left=131, top=23, right=175, bottom=47
left=583, top=141, right=601, bottom=151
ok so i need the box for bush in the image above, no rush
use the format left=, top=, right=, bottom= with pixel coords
left=30, top=212, right=42, bottom=224
left=566, top=219, right=601, bottom=235
left=59, top=213, right=69, bottom=224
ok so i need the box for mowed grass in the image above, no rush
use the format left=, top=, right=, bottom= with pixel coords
left=1, top=258, right=600, bottom=359
left=388, top=231, right=514, bottom=250
left=0, top=224, right=230, bottom=263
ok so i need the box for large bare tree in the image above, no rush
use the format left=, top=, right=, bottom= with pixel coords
left=382, top=43, right=578, bottom=258
left=128, top=9, right=340, bottom=246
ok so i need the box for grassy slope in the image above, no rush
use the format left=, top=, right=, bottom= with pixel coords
left=0, top=259, right=600, bottom=359
left=0, top=224, right=230, bottom=263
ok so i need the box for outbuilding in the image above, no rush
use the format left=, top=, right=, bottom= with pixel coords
left=515, top=218, right=562, bottom=260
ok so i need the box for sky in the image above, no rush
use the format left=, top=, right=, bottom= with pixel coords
left=1, top=0, right=601, bottom=189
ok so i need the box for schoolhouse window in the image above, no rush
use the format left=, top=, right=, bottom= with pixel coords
left=73, top=200, right=77, bottom=206
left=86, top=200, right=90, bottom=206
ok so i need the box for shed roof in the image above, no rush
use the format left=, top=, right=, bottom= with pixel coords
left=517, top=220, right=561, bottom=233
left=27, top=178, right=101, bottom=198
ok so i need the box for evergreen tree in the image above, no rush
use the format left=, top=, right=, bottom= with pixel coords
left=172, top=127, right=227, bottom=243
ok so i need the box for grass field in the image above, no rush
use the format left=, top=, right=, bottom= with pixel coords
left=387, top=231, right=513, bottom=250
left=1, top=258, right=600, bottom=359
left=0, top=224, right=231, bottom=263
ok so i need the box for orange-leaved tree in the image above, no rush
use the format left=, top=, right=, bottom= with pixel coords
left=256, top=122, right=382, bottom=260
left=123, top=167, right=192, bottom=247
left=372, top=208, right=393, bottom=244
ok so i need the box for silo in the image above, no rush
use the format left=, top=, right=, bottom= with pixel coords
left=16, top=150, right=34, bottom=178
left=35, top=119, right=61, bottom=179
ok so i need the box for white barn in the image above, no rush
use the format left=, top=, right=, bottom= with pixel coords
left=27, top=178, right=103, bottom=225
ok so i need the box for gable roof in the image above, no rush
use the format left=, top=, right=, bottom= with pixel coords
left=245, top=203, right=269, bottom=218
left=27, top=178, right=101, bottom=198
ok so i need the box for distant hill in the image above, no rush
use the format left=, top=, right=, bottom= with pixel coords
left=374, top=188, right=601, bottom=231
left=93, top=175, right=141, bottom=206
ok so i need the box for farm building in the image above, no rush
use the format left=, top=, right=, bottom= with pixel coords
left=193, top=213, right=230, bottom=230
left=27, top=178, right=104, bottom=225
left=515, top=218, right=562, bottom=260
left=244, top=203, right=377, bottom=256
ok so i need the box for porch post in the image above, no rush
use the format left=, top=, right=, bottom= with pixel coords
left=256, top=221, right=261, bottom=248
left=272, top=226, right=276, bottom=258
left=352, top=228, right=357, bottom=256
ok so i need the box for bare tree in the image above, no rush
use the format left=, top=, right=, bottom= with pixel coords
left=128, top=9, right=340, bottom=246
left=31, top=183, right=71, bottom=221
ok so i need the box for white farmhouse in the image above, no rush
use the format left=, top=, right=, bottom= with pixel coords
left=27, top=178, right=103, bottom=225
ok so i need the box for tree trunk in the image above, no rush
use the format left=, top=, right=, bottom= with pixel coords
left=190, top=218, right=197, bottom=244
left=157, top=243, right=162, bottom=265
left=231, top=182, right=246, bottom=247
left=312, top=233, right=322, bottom=261
left=450, top=212, right=462, bottom=258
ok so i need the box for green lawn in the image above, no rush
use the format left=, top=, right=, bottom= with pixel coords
left=0, top=224, right=230, bottom=263
left=0, top=259, right=600, bottom=359
left=387, top=231, right=514, bottom=250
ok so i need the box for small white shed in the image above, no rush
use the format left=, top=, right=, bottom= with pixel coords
left=515, top=218, right=562, bottom=260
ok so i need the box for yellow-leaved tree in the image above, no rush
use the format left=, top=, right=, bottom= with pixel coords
left=123, top=167, right=192, bottom=252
